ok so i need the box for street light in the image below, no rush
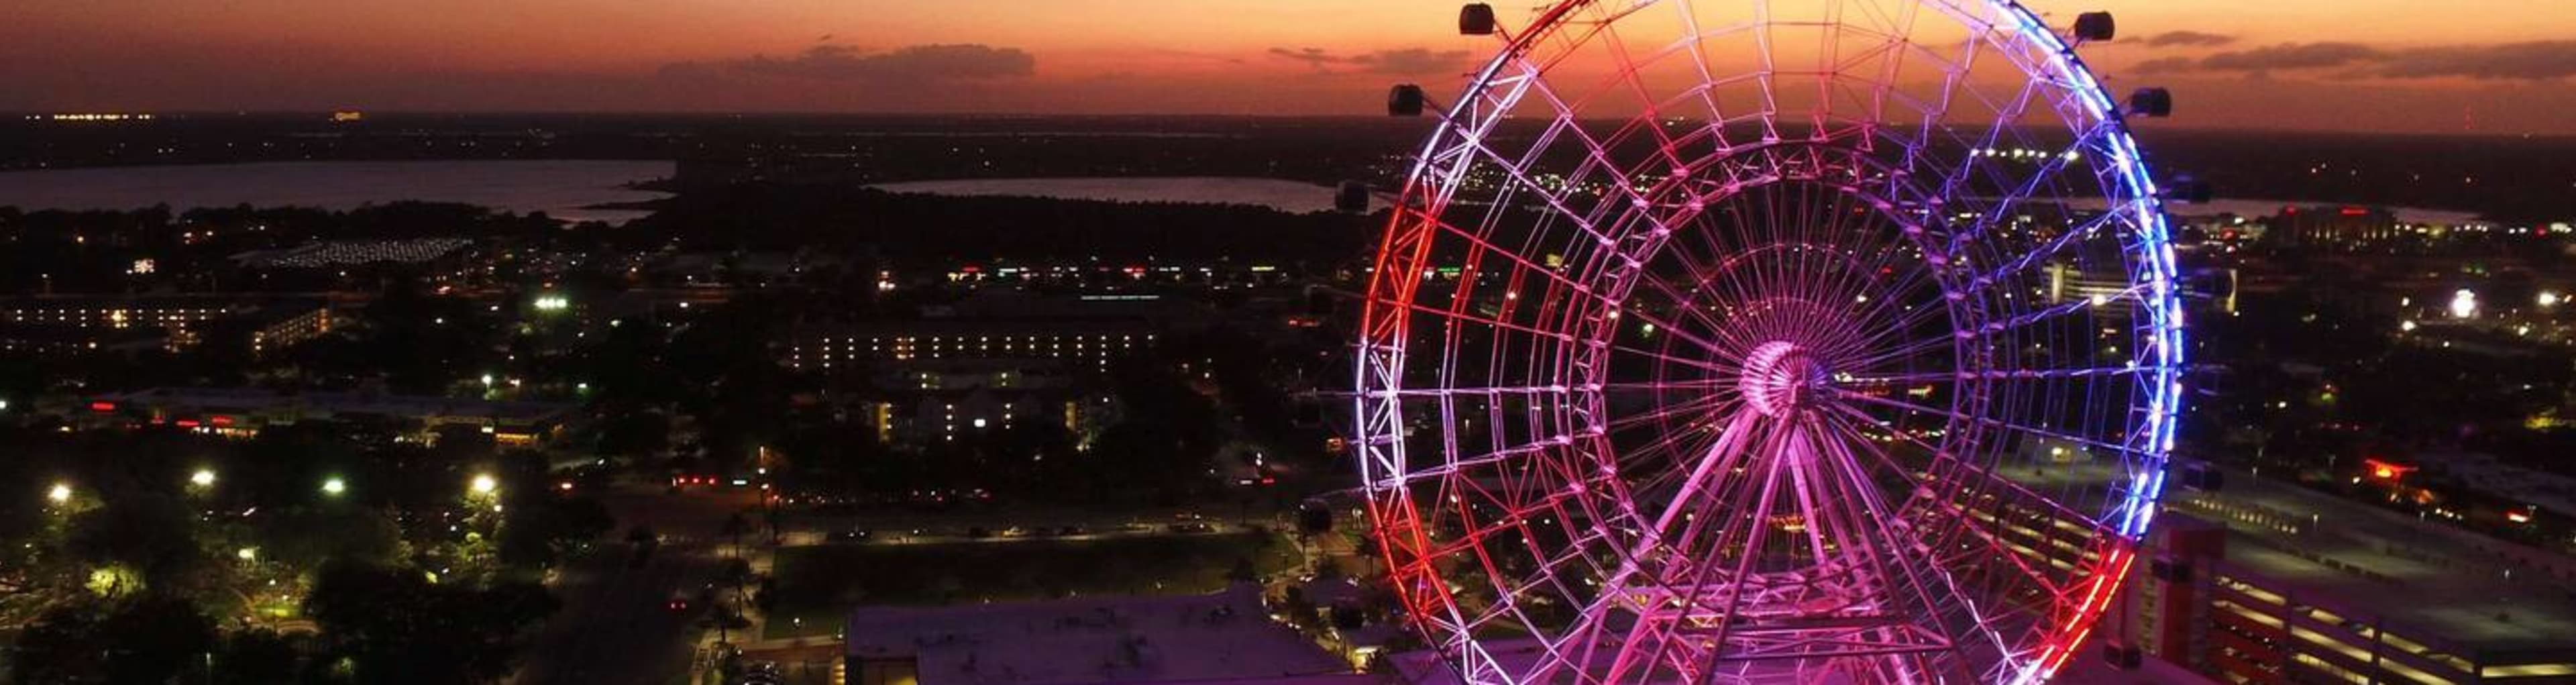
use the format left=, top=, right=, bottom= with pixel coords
left=189, top=468, right=217, bottom=488
left=46, top=482, right=72, bottom=505
left=321, top=476, right=347, bottom=497
left=236, top=547, right=257, bottom=562
left=469, top=474, right=498, bottom=497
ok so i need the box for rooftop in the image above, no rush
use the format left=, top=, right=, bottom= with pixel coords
left=103, top=386, right=574, bottom=423
left=231, top=238, right=472, bottom=268
left=2167, top=472, right=2576, bottom=655
left=845, top=585, right=1349, bottom=685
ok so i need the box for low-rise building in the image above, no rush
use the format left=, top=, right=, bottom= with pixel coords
left=844, top=585, right=1358, bottom=685
left=2118, top=472, right=2576, bottom=684
left=87, top=386, right=574, bottom=445
left=0, top=295, right=331, bottom=356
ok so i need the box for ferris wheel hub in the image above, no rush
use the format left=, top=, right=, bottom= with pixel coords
left=1740, top=340, right=1834, bottom=418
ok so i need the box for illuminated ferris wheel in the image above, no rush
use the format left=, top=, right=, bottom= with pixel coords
left=1351, top=1, right=2184, bottom=683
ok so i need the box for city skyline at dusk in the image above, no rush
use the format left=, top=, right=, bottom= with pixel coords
left=9, top=0, right=2576, bottom=134
left=6, top=3, right=2576, bottom=684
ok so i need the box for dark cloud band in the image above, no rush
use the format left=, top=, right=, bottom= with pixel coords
left=1265, top=47, right=1472, bottom=74
left=2135, top=40, right=2576, bottom=81
left=667, top=44, right=1036, bottom=84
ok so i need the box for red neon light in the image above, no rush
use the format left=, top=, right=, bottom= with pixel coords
left=2364, top=458, right=2414, bottom=481
left=2033, top=547, right=2137, bottom=680
left=209, top=416, right=235, bottom=427
left=89, top=401, right=116, bottom=412
left=2339, top=207, right=2369, bottom=216
left=174, top=419, right=201, bottom=428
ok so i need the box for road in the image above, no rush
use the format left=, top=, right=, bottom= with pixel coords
left=513, top=484, right=761, bottom=685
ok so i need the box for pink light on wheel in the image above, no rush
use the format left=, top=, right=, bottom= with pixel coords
left=1352, top=1, right=2184, bottom=683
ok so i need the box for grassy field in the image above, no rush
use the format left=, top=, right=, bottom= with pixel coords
left=762, top=531, right=1301, bottom=638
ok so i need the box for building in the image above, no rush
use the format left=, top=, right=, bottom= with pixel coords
left=844, top=585, right=1359, bottom=685
left=786, top=292, right=1205, bottom=372
left=788, top=319, right=1157, bottom=371
left=230, top=238, right=481, bottom=288
left=2266, top=206, right=2405, bottom=252
left=232, top=238, right=474, bottom=270
left=829, top=359, right=1122, bottom=447
left=243, top=302, right=333, bottom=356
left=88, top=386, right=574, bottom=445
left=2112, top=471, right=2576, bottom=684
left=2413, top=452, right=2576, bottom=525
left=0, top=295, right=331, bottom=356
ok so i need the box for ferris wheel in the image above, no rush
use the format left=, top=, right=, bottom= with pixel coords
left=1352, top=1, right=2184, bottom=683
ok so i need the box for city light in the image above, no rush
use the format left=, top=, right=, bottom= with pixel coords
left=2542, top=291, right=2563, bottom=308
left=189, top=468, right=217, bottom=488
left=2449, top=288, right=2478, bottom=319
left=533, top=295, right=570, bottom=312
left=2400, top=320, right=2418, bottom=332
left=237, top=547, right=258, bottom=562
left=470, top=474, right=498, bottom=496
left=321, top=476, right=347, bottom=496
left=46, top=482, right=72, bottom=505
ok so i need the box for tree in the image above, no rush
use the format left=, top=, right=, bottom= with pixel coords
left=256, top=507, right=407, bottom=570
left=497, top=496, right=614, bottom=570
left=594, top=409, right=671, bottom=460
left=213, top=629, right=305, bottom=685
left=720, top=512, right=751, bottom=559
left=65, top=494, right=205, bottom=595
left=10, top=594, right=217, bottom=685
left=1297, top=500, right=1334, bottom=537
left=305, top=560, right=559, bottom=684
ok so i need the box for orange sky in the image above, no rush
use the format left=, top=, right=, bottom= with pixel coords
left=6, top=0, right=2573, bottom=134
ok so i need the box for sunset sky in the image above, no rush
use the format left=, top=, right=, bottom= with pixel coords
left=7, top=0, right=2573, bottom=134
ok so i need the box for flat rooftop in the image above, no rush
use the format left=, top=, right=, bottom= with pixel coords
left=2167, top=472, right=2576, bottom=654
left=105, top=386, right=574, bottom=423
left=845, top=584, right=1350, bottom=685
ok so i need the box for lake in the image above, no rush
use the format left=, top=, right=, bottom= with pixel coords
left=0, top=160, right=673, bottom=224
left=869, top=176, right=1369, bottom=213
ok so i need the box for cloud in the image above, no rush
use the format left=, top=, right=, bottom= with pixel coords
left=679, top=44, right=1034, bottom=83
left=2375, top=40, right=2576, bottom=80
left=1265, top=47, right=1473, bottom=74
left=2131, top=40, right=2576, bottom=81
left=1268, top=47, right=1338, bottom=68
left=2138, top=31, right=2235, bottom=48
left=2131, top=56, right=2198, bottom=74
left=2198, top=42, right=2382, bottom=72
